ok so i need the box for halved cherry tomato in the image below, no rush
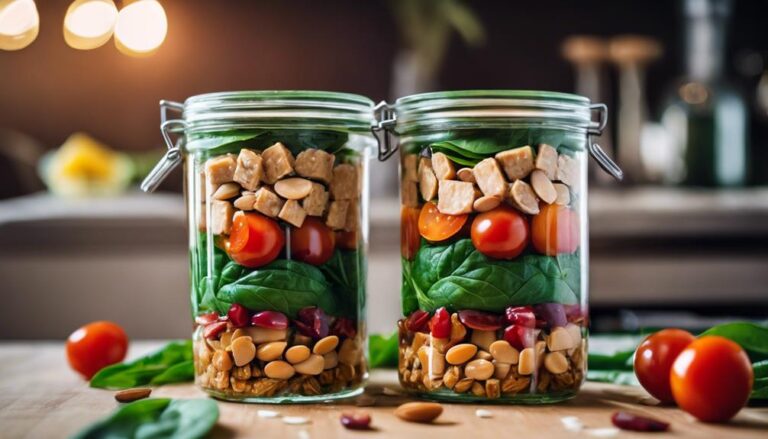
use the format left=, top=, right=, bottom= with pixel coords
left=417, top=201, right=468, bottom=242
left=401, top=206, right=421, bottom=259
left=532, top=204, right=579, bottom=256
left=634, top=328, right=696, bottom=403
left=66, top=321, right=128, bottom=379
left=470, top=206, right=530, bottom=259
left=290, top=217, right=335, bottom=265
left=670, top=336, right=753, bottom=422
left=336, top=230, right=358, bottom=251
left=228, top=212, right=284, bottom=268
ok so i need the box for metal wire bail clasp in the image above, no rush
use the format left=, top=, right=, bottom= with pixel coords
left=371, top=101, right=398, bottom=161
left=588, top=103, right=623, bottom=181
left=140, top=100, right=186, bottom=193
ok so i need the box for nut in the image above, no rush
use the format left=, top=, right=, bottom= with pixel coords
left=453, top=378, right=474, bottom=393
left=431, top=337, right=450, bottom=354
left=338, top=337, right=361, bottom=366
left=449, top=313, right=467, bottom=345
left=553, top=183, right=570, bottom=205
left=457, top=168, right=475, bottom=183
left=232, top=365, right=252, bottom=380
left=473, top=195, right=502, bottom=212
left=535, top=340, right=547, bottom=368
left=114, top=388, right=151, bottom=403
left=418, top=346, right=445, bottom=377
left=323, top=351, right=339, bottom=369
left=547, top=327, right=574, bottom=351
left=502, top=375, right=530, bottom=394
left=213, top=370, right=230, bottom=390
left=493, top=361, right=511, bottom=380
left=294, top=354, right=325, bottom=375
left=257, top=341, right=287, bottom=362
left=231, top=336, right=257, bottom=366
left=509, top=180, right=540, bottom=215
left=245, top=327, right=287, bottom=344
left=234, top=193, right=256, bottom=210
left=518, top=347, right=536, bottom=375
left=264, top=360, right=296, bottom=380
left=411, top=332, right=429, bottom=352
left=471, top=381, right=486, bottom=397
left=443, top=366, right=461, bottom=389
left=313, top=335, right=339, bottom=355
left=485, top=378, right=501, bottom=399
left=565, top=323, right=582, bottom=348
left=464, top=359, right=495, bottom=381
left=285, top=345, right=311, bottom=364
left=220, top=332, right=232, bottom=350
left=530, top=169, right=557, bottom=204
left=470, top=330, right=496, bottom=352
left=212, top=183, right=241, bottom=200
left=274, top=178, right=313, bottom=199
left=535, top=144, right=558, bottom=180
left=544, top=352, right=570, bottom=375
left=231, top=328, right=248, bottom=341
left=489, top=340, right=519, bottom=364
left=474, top=350, right=493, bottom=361
left=394, top=402, right=443, bottom=423
left=556, top=154, right=579, bottom=188
left=212, top=350, right=233, bottom=371
left=445, top=343, right=478, bottom=365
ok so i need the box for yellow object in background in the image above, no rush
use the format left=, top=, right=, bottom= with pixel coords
left=40, top=133, right=133, bottom=197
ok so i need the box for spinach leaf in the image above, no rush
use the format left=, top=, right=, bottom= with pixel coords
left=754, top=359, right=768, bottom=379
left=90, top=341, right=194, bottom=390
left=219, top=259, right=336, bottom=318
left=191, top=129, right=349, bottom=158
left=700, top=322, right=768, bottom=361
left=410, top=239, right=579, bottom=312
left=72, top=398, right=218, bottom=439
left=401, top=258, right=419, bottom=315
left=586, top=370, right=639, bottom=386
left=369, top=332, right=399, bottom=369
left=319, top=250, right=362, bottom=317
left=198, top=244, right=232, bottom=315
left=588, top=349, right=635, bottom=371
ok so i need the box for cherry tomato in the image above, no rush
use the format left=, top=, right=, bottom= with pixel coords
left=417, top=201, right=468, bottom=242
left=289, top=217, right=335, bottom=265
left=66, top=321, right=128, bottom=379
left=670, top=336, right=753, bottom=423
left=336, top=230, right=358, bottom=251
left=401, top=206, right=421, bottom=260
left=470, top=206, right=530, bottom=259
left=634, top=328, right=695, bottom=403
left=228, top=212, right=284, bottom=268
left=532, top=204, right=579, bottom=256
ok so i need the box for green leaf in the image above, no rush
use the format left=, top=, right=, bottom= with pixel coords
left=401, top=258, right=419, bottom=315
left=586, top=370, right=639, bottom=386
left=369, top=332, right=399, bottom=369
left=408, top=239, right=579, bottom=312
left=752, top=377, right=768, bottom=400
left=72, top=398, right=218, bottom=439
left=753, top=359, right=768, bottom=379
left=588, top=349, right=635, bottom=371
left=90, top=341, right=194, bottom=390
left=319, top=250, right=363, bottom=317
left=192, top=129, right=350, bottom=158
left=218, top=259, right=336, bottom=318
left=700, top=322, right=768, bottom=361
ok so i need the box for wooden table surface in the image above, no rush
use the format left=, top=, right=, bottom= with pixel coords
left=1, top=342, right=766, bottom=439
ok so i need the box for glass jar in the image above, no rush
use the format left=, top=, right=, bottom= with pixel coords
left=374, top=90, right=621, bottom=404
left=142, top=91, right=374, bottom=403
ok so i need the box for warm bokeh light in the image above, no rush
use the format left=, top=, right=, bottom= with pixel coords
left=63, top=0, right=118, bottom=50
left=0, top=0, right=39, bottom=51
left=114, top=0, right=167, bottom=57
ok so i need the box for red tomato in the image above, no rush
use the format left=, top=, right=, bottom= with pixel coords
left=290, top=217, right=335, bottom=265
left=228, top=212, right=284, bottom=268
left=634, top=328, right=695, bottom=403
left=401, top=206, right=421, bottom=260
left=336, top=230, right=358, bottom=251
left=66, top=321, right=128, bottom=379
left=470, top=206, right=530, bottom=259
left=417, top=201, right=468, bottom=242
left=670, top=336, right=753, bottom=423
left=532, top=204, right=580, bottom=256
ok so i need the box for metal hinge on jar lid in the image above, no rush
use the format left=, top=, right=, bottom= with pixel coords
left=371, top=101, right=398, bottom=161
left=141, top=100, right=187, bottom=193
left=588, top=103, right=623, bottom=181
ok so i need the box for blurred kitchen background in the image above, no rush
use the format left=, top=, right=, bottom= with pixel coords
left=1, top=0, right=767, bottom=339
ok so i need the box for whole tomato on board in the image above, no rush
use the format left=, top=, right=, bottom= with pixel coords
left=531, top=204, right=579, bottom=256
left=290, top=217, right=335, bottom=265
left=470, top=206, right=530, bottom=259
left=401, top=206, right=421, bottom=260
left=417, top=201, right=468, bottom=243
left=228, top=212, right=284, bottom=268
left=670, top=336, right=753, bottom=423
left=66, top=321, right=128, bottom=379
left=633, top=328, right=695, bottom=403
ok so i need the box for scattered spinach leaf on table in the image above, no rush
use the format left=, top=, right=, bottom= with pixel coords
left=369, top=332, right=399, bottom=369
left=72, top=398, right=218, bottom=439
left=90, top=341, right=194, bottom=390
left=700, top=322, right=768, bottom=361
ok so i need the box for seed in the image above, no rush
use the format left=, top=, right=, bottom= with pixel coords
left=285, top=345, right=311, bottom=364
left=475, top=409, right=493, bottom=418
left=544, top=352, right=569, bottom=374
left=518, top=347, right=536, bottom=375
left=340, top=411, right=372, bottom=430
left=464, top=359, right=495, bottom=381
left=313, top=335, right=339, bottom=355
left=231, top=336, right=257, bottom=366
left=470, top=330, right=496, bottom=352
left=264, top=360, right=295, bottom=380
left=547, top=327, right=574, bottom=351
left=257, top=409, right=280, bottom=418
left=282, top=416, right=311, bottom=425
left=394, top=402, right=443, bottom=423
left=212, top=350, right=233, bottom=371
left=446, top=343, right=478, bottom=365
left=323, top=351, right=339, bottom=369
left=274, top=178, right=313, bottom=199
left=489, top=340, right=519, bottom=364
left=493, top=361, right=511, bottom=379
left=294, top=354, right=324, bottom=375
left=257, top=341, right=287, bottom=362
left=473, top=195, right=501, bottom=212
left=114, top=388, right=151, bottom=403
left=457, top=168, right=476, bottom=183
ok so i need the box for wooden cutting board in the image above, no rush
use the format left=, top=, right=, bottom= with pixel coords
left=1, top=342, right=766, bottom=438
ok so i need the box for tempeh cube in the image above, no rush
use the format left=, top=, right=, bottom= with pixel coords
left=495, top=146, right=535, bottom=180
left=205, top=154, right=237, bottom=185
left=325, top=200, right=350, bottom=230
left=279, top=199, right=307, bottom=227
left=437, top=180, right=475, bottom=215
left=418, top=157, right=438, bottom=202
left=329, top=164, right=358, bottom=200
left=431, top=152, right=456, bottom=180
left=535, top=144, right=558, bottom=180
left=473, top=158, right=507, bottom=198
left=344, top=199, right=359, bottom=232
left=295, top=149, right=335, bottom=184
left=233, top=149, right=264, bottom=191
left=402, top=154, right=419, bottom=182
left=302, top=182, right=329, bottom=216
left=253, top=187, right=284, bottom=218
left=211, top=200, right=234, bottom=235
left=261, top=142, right=295, bottom=184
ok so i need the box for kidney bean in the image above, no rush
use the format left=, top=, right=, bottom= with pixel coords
left=533, top=303, right=567, bottom=328
left=504, top=306, right=536, bottom=328
left=251, top=311, right=289, bottom=330
left=227, top=304, right=250, bottom=328
left=405, top=310, right=430, bottom=333
left=203, top=321, right=227, bottom=339
left=195, top=312, right=219, bottom=326
left=330, top=317, right=357, bottom=338
left=458, top=310, right=502, bottom=331
left=295, top=307, right=329, bottom=339
left=429, top=307, right=451, bottom=338
left=340, top=411, right=372, bottom=430
left=611, top=411, right=669, bottom=432
left=564, top=304, right=587, bottom=323
left=503, top=324, right=535, bottom=350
